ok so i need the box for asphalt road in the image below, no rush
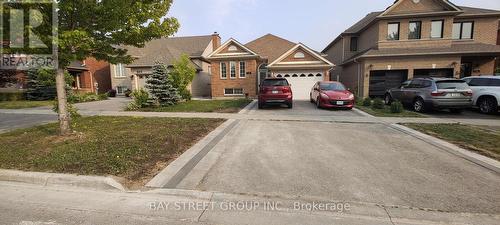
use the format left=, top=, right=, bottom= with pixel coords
left=0, top=113, right=57, bottom=133
left=178, top=101, right=500, bottom=214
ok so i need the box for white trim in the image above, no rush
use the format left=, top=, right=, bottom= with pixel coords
left=276, top=61, right=323, bottom=65
left=379, top=0, right=462, bottom=17
left=220, top=62, right=227, bottom=79
left=268, top=43, right=334, bottom=67
left=207, top=38, right=259, bottom=59
left=216, top=52, right=253, bottom=56
left=239, top=61, right=246, bottom=78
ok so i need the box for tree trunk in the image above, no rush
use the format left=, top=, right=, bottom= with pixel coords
left=55, top=68, right=71, bottom=135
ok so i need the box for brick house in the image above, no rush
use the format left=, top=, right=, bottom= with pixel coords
left=110, top=34, right=221, bottom=97
left=67, top=58, right=112, bottom=94
left=207, top=34, right=334, bottom=100
left=322, top=0, right=500, bottom=97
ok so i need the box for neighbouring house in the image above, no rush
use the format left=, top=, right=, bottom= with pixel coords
left=0, top=57, right=111, bottom=94
left=207, top=34, right=334, bottom=100
left=110, top=34, right=221, bottom=97
left=67, top=58, right=112, bottom=94
left=322, top=0, right=500, bottom=97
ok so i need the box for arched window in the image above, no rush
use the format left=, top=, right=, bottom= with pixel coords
left=228, top=45, right=238, bottom=51
left=300, top=74, right=306, bottom=77
left=276, top=74, right=283, bottom=78
left=284, top=74, right=290, bottom=77
left=294, top=52, right=305, bottom=59
left=292, top=74, right=298, bottom=77
left=308, top=74, right=314, bottom=77
left=316, top=73, right=322, bottom=77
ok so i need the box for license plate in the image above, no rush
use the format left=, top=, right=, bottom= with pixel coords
left=272, top=90, right=279, bottom=94
left=450, top=93, right=461, bottom=97
left=336, top=101, right=344, bottom=105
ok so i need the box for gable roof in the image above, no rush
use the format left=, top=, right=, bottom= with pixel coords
left=322, top=3, right=500, bottom=53
left=380, top=0, right=462, bottom=17
left=268, top=43, right=334, bottom=68
left=245, top=34, right=297, bottom=63
left=207, top=38, right=259, bottom=59
left=126, top=35, right=212, bottom=67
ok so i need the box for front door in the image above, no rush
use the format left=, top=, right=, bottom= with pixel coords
left=461, top=62, right=473, bottom=78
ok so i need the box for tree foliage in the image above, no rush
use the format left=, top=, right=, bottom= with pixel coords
left=26, top=68, right=73, bottom=101
left=169, top=54, right=197, bottom=100
left=145, top=63, right=180, bottom=106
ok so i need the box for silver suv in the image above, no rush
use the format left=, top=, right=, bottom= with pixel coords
left=462, top=76, right=500, bottom=114
left=384, top=78, right=473, bottom=113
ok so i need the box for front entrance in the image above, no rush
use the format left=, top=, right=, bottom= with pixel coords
left=369, top=70, right=408, bottom=97
left=275, top=72, right=324, bottom=100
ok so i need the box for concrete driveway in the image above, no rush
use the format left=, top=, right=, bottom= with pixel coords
left=250, top=100, right=362, bottom=117
left=174, top=101, right=500, bottom=214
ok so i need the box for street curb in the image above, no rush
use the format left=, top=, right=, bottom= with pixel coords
left=389, top=124, right=500, bottom=174
left=238, top=100, right=257, bottom=114
left=146, top=119, right=239, bottom=188
left=0, top=169, right=126, bottom=191
left=352, top=107, right=376, bottom=118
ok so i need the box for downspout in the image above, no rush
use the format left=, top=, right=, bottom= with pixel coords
left=354, top=58, right=361, bottom=98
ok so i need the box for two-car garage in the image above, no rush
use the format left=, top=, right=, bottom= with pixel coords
left=368, top=68, right=454, bottom=97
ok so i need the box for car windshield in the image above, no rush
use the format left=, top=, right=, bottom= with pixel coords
left=320, top=83, right=346, bottom=91
left=436, top=80, right=469, bottom=90
left=262, top=79, right=289, bottom=86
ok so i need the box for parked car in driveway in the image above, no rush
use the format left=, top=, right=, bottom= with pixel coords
left=462, top=76, right=500, bottom=114
left=258, top=78, right=293, bottom=109
left=384, top=78, right=473, bottom=113
left=310, top=81, right=355, bottom=109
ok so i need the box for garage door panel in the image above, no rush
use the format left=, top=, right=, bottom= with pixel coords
left=369, top=70, right=408, bottom=97
left=278, top=72, right=323, bottom=100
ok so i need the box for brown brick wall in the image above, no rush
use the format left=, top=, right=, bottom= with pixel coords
left=84, top=58, right=111, bottom=93
left=455, top=17, right=499, bottom=45
left=210, top=59, right=258, bottom=98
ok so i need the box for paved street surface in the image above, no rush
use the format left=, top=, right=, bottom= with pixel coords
left=0, top=113, right=57, bottom=133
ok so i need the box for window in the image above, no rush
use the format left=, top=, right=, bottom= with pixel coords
left=453, top=22, right=474, bottom=40
left=350, top=37, right=358, bottom=51
left=228, top=45, right=238, bottom=51
left=115, top=64, right=126, bottom=78
left=230, top=62, right=236, bottom=78
left=220, top=62, right=227, bottom=79
left=116, top=86, right=128, bottom=94
left=294, top=52, right=305, bottom=58
left=408, top=21, right=421, bottom=39
left=387, top=23, right=400, bottom=40
left=224, top=88, right=244, bottom=96
left=468, top=78, right=500, bottom=87
left=431, top=20, right=444, bottom=38
left=239, top=61, right=246, bottom=78
left=262, top=79, right=289, bottom=86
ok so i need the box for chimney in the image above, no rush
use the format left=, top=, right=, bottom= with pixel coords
left=212, top=32, right=221, bottom=50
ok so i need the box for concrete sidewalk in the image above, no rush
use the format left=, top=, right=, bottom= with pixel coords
left=1, top=107, right=499, bottom=126
left=1, top=181, right=498, bottom=225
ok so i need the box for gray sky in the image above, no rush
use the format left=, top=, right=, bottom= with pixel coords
left=168, top=0, right=500, bottom=51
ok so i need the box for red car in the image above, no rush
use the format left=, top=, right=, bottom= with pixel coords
left=258, top=78, right=293, bottom=109
left=310, top=81, right=355, bottom=109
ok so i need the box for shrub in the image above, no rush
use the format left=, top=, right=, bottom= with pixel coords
left=107, top=89, right=117, bottom=97
left=169, top=54, right=196, bottom=100
left=362, top=97, right=372, bottom=106
left=130, top=89, right=149, bottom=108
left=26, top=67, right=73, bottom=101
left=52, top=101, right=80, bottom=118
left=67, top=92, right=108, bottom=103
left=372, top=98, right=384, bottom=109
left=124, top=89, right=132, bottom=97
left=390, top=101, right=404, bottom=113
left=0, top=92, right=26, bottom=101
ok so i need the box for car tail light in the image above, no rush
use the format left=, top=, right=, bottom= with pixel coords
left=463, top=90, right=473, bottom=96
left=282, top=87, right=290, bottom=93
left=431, top=91, right=446, bottom=96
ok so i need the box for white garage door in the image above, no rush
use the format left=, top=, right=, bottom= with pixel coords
left=276, top=73, right=324, bottom=100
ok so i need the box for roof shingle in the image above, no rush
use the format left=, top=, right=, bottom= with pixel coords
left=245, top=34, right=296, bottom=63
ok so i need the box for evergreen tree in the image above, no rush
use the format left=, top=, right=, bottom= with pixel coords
left=145, top=63, right=180, bottom=106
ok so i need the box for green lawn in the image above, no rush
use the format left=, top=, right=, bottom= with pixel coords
left=356, top=105, right=426, bottom=118
left=0, top=116, right=225, bottom=188
left=0, top=100, right=54, bottom=109
left=404, top=123, right=500, bottom=161
left=140, top=99, right=253, bottom=113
